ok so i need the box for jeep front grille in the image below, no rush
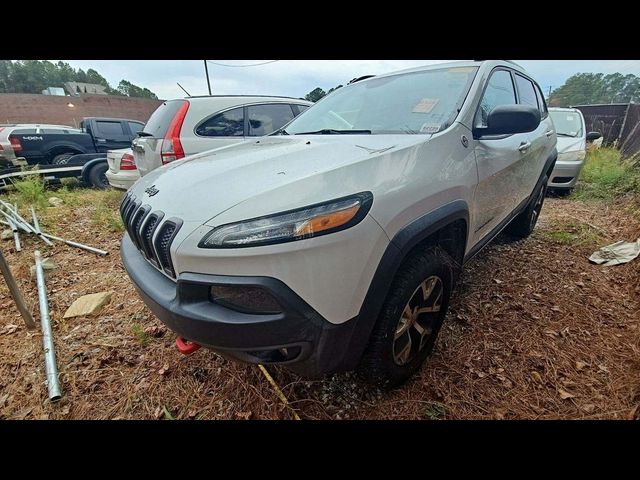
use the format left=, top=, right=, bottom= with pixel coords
left=120, top=193, right=181, bottom=280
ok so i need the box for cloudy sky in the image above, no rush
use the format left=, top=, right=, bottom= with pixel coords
left=53, top=60, right=640, bottom=100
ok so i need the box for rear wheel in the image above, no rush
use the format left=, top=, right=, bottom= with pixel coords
left=88, top=162, right=109, bottom=189
left=358, top=247, right=454, bottom=389
left=51, top=153, right=75, bottom=165
left=507, top=175, right=548, bottom=239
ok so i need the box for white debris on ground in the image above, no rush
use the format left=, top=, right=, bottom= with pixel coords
left=589, top=238, right=640, bottom=266
left=63, top=291, right=114, bottom=318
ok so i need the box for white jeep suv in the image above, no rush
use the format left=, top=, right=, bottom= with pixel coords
left=120, top=60, right=557, bottom=387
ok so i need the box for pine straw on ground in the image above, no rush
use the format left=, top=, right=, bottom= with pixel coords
left=0, top=190, right=638, bottom=420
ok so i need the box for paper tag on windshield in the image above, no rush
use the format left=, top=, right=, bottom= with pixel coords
left=420, top=123, right=441, bottom=134
left=413, top=98, right=439, bottom=113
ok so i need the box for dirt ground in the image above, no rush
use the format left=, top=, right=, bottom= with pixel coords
left=1, top=190, right=639, bottom=420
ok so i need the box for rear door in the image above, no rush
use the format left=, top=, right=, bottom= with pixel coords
left=133, top=100, right=186, bottom=177
left=92, top=120, right=132, bottom=152
left=471, top=68, right=525, bottom=245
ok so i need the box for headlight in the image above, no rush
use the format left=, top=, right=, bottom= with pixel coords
left=199, top=192, right=373, bottom=248
left=557, top=150, right=586, bottom=162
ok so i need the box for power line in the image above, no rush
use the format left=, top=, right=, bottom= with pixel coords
left=206, top=60, right=279, bottom=68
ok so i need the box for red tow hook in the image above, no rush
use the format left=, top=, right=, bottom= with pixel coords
left=176, top=336, right=201, bottom=355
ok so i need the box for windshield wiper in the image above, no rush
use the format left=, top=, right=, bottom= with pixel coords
left=136, top=131, right=153, bottom=137
left=292, top=129, right=372, bottom=135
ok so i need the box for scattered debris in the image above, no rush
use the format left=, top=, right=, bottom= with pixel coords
left=558, top=389, right=576, bottom=400
left=589, top=238, right=640, bottom=266
left=48, top=197, right=64, bottom=207
left=63, top=291, right=114, bottom=318
left=1, top=229, right=12, bottom=240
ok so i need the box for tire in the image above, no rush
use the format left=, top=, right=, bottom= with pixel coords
left=506, top=175, right=548, bottom=239
left=88, top=162, right=110, bottom=189
left=358, top=247, right=454, bottom=389
left=51, top=153, right=75, bottom=165
left=554, top=188, right=572, bottom=197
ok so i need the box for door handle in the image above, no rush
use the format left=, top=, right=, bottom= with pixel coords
left=518, top=141, right=531, bottom=153
left=545, top=130, right=554, bottom=137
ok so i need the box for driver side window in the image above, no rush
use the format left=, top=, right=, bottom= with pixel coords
left=475, top=70, right=516, bottom=128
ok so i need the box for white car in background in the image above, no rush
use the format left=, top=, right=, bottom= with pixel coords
left=547, top=107, right=601, bottom=193
left=132, top=96, right=312, bottom=177
left=106, top=148, right=139, bottom=190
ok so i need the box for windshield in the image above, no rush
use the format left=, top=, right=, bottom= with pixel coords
left=550, top=111, right=584, bottom=138
left=285, top=66, right=478, bottom=135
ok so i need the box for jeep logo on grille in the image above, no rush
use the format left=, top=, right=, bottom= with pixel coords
left=145, top=185, right=159, bottom=197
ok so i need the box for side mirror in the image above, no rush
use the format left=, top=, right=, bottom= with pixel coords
left=586, top=131, right=602, bottom=142
left=475, top=104, right=541, bottom=138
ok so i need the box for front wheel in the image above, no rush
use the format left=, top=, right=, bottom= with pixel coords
left=506, top=175, right=548, bottom=239
left=88, top=162, right=110, bottom=189
left=358, top=247, right=454, bottom=389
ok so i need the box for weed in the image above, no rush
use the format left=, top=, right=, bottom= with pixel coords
left=130, top=323, right=150, bottom=346
left=574, top=147, right=640, bottom=200
left=422, top=402, right=446, bottom=420
left=539, top=219, right=603, bottom=247
left=10, top=175, right=47, bottom=208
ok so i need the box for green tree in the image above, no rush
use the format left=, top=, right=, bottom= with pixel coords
left=116, top=79, right=158, bottom=99
left=549, top=72, right=640, bottom=107
left=305, top=87, right=326, bottom=102
left=304, top=85, right=343, bottom=102
left=0, top=60, right=158, bottom=98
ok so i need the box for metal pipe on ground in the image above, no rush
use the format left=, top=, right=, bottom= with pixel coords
left=0, top=248, right=35, bottom=329
left=41, top=233, right=108, bottom=256
left=34, top=250, right=62, bottom=401
left=0, top=200, right=53, bottom=246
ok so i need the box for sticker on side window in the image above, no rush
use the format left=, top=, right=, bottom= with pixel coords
left=413, top=98, right=439, bottom=114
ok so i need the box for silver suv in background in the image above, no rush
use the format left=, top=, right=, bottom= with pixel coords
left=132, top=96, right=312, bottom=176
left=547, top=107, right=601, bottom=193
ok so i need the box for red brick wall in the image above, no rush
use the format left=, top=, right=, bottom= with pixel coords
left=0, top=93, right=164, bottom=127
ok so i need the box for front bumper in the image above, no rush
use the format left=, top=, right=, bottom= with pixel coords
left=121, top=234, right=359, bottom=377
left=548, top=159, right=585, bottom=189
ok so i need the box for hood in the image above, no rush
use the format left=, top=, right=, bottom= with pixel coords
left=556, top=136, right=585, bottom=153
left=128, top=135, right=429, bottom=223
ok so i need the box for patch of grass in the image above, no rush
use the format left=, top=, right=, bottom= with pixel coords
left=539, top=219, right=603, bottom=247
left=574, top=147, right=640, bottom=200
left=10, top=175, right=47, bottom=208
left=92, top=203, right=124, bottom=232
left=130, top=323, right=150, bottom=346
left=421, top=402, right=446, bottom=420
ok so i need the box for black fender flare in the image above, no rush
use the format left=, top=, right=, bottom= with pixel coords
left=46, top=142, right=87, bottom=159
left=80, top=157, right=108, bottom=184
left=338, top=200, right=470, bottom=372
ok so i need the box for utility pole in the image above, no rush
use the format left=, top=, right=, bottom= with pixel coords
left=204, top=60, right=212, bottom=95
left=548, top=85, right=552, bottom=98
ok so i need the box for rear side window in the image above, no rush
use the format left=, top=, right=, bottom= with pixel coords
left=475, top=70, right=516, bottom=128
left=142, top=100, right=187, bottom=138
left=514, top=74, right=538, bottom=109
left=96, top=121, right=126, bottom=137
left=247, top=104, right=295, bottom=136
left=41, top=128, right=66, bottom=134
left=128, top=122, right=144, bottom=136
left=11, top=128, right=37, bottom=135
left=196, top=107, right=244, bottom=137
